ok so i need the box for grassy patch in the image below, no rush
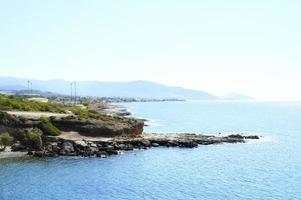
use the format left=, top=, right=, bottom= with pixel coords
left=38, top=117, right=61, bottom=136
left=0, top=95, right=66, bottom=113
left=70, top=108, right=119, bottom=122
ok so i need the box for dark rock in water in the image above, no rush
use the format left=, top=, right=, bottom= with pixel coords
left=244, top=135, right=260, bottom=139
left=152, top=143, right=160, bottom=147
left=167, top=140, right=179, bottom=147
left=228, top=134, right=244, bottom=139
left=99, top=145, right=114, bottom=152
left=123, top=144, right=134, bottom=151
left=97, top=151, right=109, bottom=158
left=140, top=140, right=151, bottom=147
left=106, top=149, right=119, bottom=155
left=178, top=140, right=198, bottom=148
left=88, top=146, right=99, bottom=155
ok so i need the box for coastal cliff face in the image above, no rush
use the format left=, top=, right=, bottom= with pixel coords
left=51, top=117, right=144, bottom=137
left=0, top=111, right=144, bottom=138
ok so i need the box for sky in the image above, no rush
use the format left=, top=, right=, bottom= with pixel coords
left=1, top=0, right=301, bottom=100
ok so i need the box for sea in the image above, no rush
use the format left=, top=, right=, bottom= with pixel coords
left=1, top=101, right=301, bottom=200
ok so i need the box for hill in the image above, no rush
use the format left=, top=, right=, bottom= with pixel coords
left=0, top=77, right=218, bottom=100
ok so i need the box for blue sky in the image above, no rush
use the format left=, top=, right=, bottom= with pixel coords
left=1, top=0, right=301, bottom=100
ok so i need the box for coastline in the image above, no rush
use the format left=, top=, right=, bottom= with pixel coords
left=0, top=101, right=261, bottom=160
left=0, top=132, right=260, bottom=160
left=0, top=151, right=28, bottom=159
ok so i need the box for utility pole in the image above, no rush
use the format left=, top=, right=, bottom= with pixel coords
left=74, top=81, right=77, bottom=105
left=70, top=82, right=73, bottom=104
left=27, top=80, right=30, bottom=96
left=30, top=82, right=33, bottom=95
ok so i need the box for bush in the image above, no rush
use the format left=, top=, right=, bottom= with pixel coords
left=38, top=117, right=61, bottom=136
left=70, top=108, right=117, bottom=122
left=25, top=128, right=43, bottom=150
left=0, top=132, right=14, bottom=150
left=0, top=95, right=66, bottom=113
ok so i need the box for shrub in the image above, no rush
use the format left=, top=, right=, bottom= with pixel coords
left=25, top=128, right=43, bottom=150
left=0, top=132, right=14, bottom=150
left=38, top=117, right=61, bottom=136
left=70, top=108, right=117, bottom=122
left=0, top=95, right=66, bottom=113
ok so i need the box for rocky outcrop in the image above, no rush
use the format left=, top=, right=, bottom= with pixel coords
left=50, top=116, right=144, bottom=137
left=0, top=111, right=144, bottom=138
left=29, top=133, right=261, bottom=158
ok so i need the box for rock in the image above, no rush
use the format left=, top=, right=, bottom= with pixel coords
left=99, top=145, right=114, bottom=151
left=61, top=141, right=75, bottom=153
left=74, top=140, right=88, bottom=150
left=88, top=146, right=99, bottom=155
left=50, top=145, right=61, bottom=153
left=115, top=143, right=126, bottom=150
left=123, top=144, right=134, bottom=151
left=167, top=140, right=179, bottom=147
left=178, top=140, right=198, bottom=148
left=106, top=149, right=119, bottom=155
left=140, top=140, right=151, bottom=147
left=244, top=135, right=260, bottom=139
left=96, top=151, right=109, bottom=158
left=59, top=141, right=75, bottom=155
left=152, top=143, right=160, bottom=147
left=228, top=134, right=244, bottom=139
left=11, top=142, right=27, bottom=151
left=88, top=142, right=98, bottom=148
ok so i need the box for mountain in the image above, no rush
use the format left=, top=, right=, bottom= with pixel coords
left=0, top=77, right=218, bottom=100
left=221, top=93, right=254, bottom=100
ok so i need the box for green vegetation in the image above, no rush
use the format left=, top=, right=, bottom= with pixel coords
left=70, top=108, right=119, bottom=122
left=24, top=128, right=43, bottom=150
left=38, top=117, right=61, bottom=136
left=0, top=111, right=14, bottom=126
left=0, top=132, right=14, bottom=150
left=0, top=95, right=66, bottom=113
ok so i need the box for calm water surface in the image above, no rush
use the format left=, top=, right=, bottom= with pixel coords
left=1, top=101, right=301, bottom=200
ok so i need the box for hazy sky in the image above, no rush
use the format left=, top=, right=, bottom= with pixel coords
left=1, top=0, right=301, bottom=100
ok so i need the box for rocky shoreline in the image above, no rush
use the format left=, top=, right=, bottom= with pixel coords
left=0, top=99, right=260, bottom=160
left=6, top=133, right=260, bottom=159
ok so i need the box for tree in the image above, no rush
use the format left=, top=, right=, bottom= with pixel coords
left=24, top=128, right=43, bottom=150
left=0, top=132, right=14, bottom=150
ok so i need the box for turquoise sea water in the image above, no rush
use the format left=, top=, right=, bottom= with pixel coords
left=1, top=101, right=301, bottom=200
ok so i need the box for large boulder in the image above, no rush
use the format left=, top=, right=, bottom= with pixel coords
left=60, top=141, right=75, bottom=155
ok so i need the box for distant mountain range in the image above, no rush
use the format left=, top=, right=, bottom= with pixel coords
left=0, top=77, right=253, bottom=100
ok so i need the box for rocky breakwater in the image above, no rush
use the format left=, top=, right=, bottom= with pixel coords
left=31, top=133, right=260, bottom=158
